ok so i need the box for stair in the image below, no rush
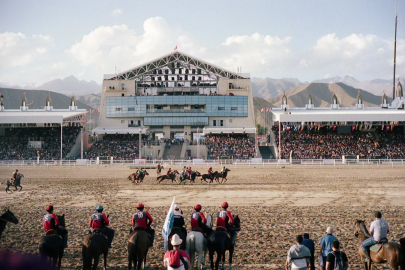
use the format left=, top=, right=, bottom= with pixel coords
left=259, top=146, right=273, bottom=159
left=163, top=144, right=183, bottom=160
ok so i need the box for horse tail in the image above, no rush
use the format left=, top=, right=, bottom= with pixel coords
left=187, top=234, right=195, bottom=270
left=400, top=240, right=405, bottom=270
left=129, top=233, right=138, bottom=267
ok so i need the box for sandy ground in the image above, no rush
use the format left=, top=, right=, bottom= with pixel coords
left=1, top=165, right=405, bottom=269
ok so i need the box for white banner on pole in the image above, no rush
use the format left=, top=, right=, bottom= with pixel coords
left=162, top=196, right=176, bottom=251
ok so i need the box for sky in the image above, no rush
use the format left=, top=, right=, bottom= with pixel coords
left=0, top=0, right=404, bottom=86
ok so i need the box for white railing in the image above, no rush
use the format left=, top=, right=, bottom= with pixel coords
left=0, top=159, right=405, bottom=167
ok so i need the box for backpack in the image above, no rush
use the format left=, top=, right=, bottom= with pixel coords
left=331, top=251, right=344, bottom=270
left=168, top=250, right=188, bottom=270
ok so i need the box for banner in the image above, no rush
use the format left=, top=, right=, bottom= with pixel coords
left=162, top=196, right=176, bottom=251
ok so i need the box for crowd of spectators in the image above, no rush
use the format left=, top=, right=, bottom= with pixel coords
left=273, top=126, right=405, bottom=159
left=0, top=127, right=80, bottom=160
left=205, top=134, right=256, bottom=159
left=85, top=134, right=141, bottom=160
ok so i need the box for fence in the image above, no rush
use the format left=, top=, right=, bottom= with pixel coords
left=0, top=158, right=405, bottom=167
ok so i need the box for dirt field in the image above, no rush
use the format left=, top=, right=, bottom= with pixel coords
left=1, top=165, right=405, bottom=269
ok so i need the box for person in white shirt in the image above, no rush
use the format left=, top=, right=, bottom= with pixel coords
left=361, top=211, right=390, bottom=262
left=286, top=235, right=311, bottom=270
left=163, top=234, right=190, bottom=270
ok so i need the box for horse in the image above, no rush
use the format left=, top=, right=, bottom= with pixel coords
left=201, top=171, right=219, bottom=184
left=208, top=215, right=241, bottom=270
left=183, top=171, right=202, bottom=184
left=129, top=171, right=149, bottom=184
left=0, top=208, right=18, bottom=240
left=39, top=215, right=66, bottom=270
left=157, top=170, right=179, bottom=184
left=354, top=220, right=403, bottom=270
left=156, top=166, right=164, bottom=176
left=83, top=229, right=109, bottom=270
left=128, top=229, right=150, bottom=270
left=168, top=226, right=187, bottom=251
left=186, top=214, right=213, bottom=270
left=215, top=169, right=231, bottom=184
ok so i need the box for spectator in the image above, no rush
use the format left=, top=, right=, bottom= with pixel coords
left=205, top=134, right=256, bottom=160
left=302, top=233, right=315, bottom=270
left=320, top=227, right=338, bottom=270
left=325, top=240, right=348, bottom=270
left=163, top=234, right=190, bottom=270
left=286, top=235, right=311, bottom=270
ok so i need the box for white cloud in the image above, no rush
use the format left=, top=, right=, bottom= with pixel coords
left=0, top=32, right=52, bottom=67
left=111, top=8, right=123, bottom=17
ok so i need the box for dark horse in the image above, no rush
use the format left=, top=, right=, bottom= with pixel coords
left=157, top=170, right=179, bottom=184
left=201, top=171, right=219, bottom=184
left=0, top=208, right=19, bottom=239
left=83, top=229, right=109, bottom=270
left=129, top=171, right=149, bottom=184
left=5, top=174, right=24, bottom=193
left=128, top=230, right=150, bottom=270
left=39, top=215, right=66, bottom=270
left=180, top=171, right=201, bottom=184
left=215, top=169, right=231, bottom=184
left=354, top=220, right=403, bottom=270
left=208, top=215, right=241, bottom=270
left=168, top=227, right=187, bottom=251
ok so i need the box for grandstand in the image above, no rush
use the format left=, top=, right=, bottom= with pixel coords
left=93, top=51, right=257, bottom=160
left=268, top=82, right=405, bottom=160
left=0, top=93, right=87, bottom=161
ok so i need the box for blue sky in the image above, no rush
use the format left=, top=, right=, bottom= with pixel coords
left=0, top=0, right=404, bottom=86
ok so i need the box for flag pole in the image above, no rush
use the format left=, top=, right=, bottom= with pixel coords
left=392, top=0, right=398, bottom=99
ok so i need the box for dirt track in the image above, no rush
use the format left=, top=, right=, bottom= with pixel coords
left=1, top=165, right=405, bottom=269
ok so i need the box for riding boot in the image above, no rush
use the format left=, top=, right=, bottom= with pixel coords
left=364, top=249, right=371, bottom=262
left=231, top=231, right=237, bottom=245
left=63, top=234, right=68, bottom=248
left=149, top=229, right=155, bottom=247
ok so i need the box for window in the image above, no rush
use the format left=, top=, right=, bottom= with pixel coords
left=128, top=107, right=135, bottom=111
left=121, top=120, right=125, bottom=124
left=220, top=120, right=224, bottom=126
left=229, top=119, right=233, bottom=123
left=213, top=120, right=216, bottom=126
left=218, top=107, right=225, bottom=110
left=121, top=83, right=125, bottom=90
left=231, top=107, right=238, bottom=110
left=115, top=107, right=122, bottom=111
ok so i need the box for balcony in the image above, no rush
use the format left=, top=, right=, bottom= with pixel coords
left=146, top=108, right=205, bottom=113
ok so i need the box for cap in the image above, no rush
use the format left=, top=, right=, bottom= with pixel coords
left=326, top=227, right=333, bottom=234
left=174, top=204, right=179, bottom=210
left=222, top=202, right=229, bottom=208
left=137, top=203, right=144, bottom=208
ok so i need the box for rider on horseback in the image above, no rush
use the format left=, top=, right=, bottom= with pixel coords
left=361, top=211, right=390, bottom=262
left=89, top=205, right=115, bottom=248
left=173, top=204, right=188, bottom=237
left=132, top=203, right=155, bottom=247
left=138, top=168, right=144, bottom=178
left=208, top=167, right=214, bottom=181
left=182, top=166, right=187, bottom=178
left=217, top=202, right=237, bottom=245
left=42, top=205, right=68, bottom=248
left=12, top=169, right=18, bottom=179
left=187, top=167, right=192, bottom=177
left=167, top=168, right=172, bottom=176
left=191, top=204, right=212, bottom=237
left=221, top=166, right=226, bottom=174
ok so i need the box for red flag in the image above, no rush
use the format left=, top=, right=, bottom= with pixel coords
left=174, top=45, right=177, bottom=51
left=351, top=125, right=356, bottom=132
left=332, top=125, right=337, bottom=131
left=23, top=92, right=26, bottom=95
left=386, top=125, right=390, bottom=131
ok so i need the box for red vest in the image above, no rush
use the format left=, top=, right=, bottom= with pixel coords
left=89, top=213, right=109, bottom=229
left=42, top=213, right=59, bottom=231
left=191, top=212, right=206, bottom=228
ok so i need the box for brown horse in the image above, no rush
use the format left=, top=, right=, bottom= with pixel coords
left=208, top=215, right=241, bottom=270
left=354, top=220, right=403, bottom=270
left=215, top=169, right=231, bottom=183
left=157, top=170, right=179, bottom=184
left=129, top=171, right=149, bottom=184
left=201, top=171, right=219, bottom=184
left=0, top=208, right=18, bottom=239
left=39, top=215, right=66, bottom=270
left=83, top=230, right=109, bottom=270
left=128, top=230, right=150, bottom=270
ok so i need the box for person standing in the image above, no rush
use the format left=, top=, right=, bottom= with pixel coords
left=302, top=233, right=315, bottom=270
left=163, top=234, right=190, bottom=270
left=325, top=240, right=348, bottom=270
left=320, top=227, right=338, bottom=270
left=286, top=235, right=311, bottom=270
left=361, top=211, right=389, bottom=262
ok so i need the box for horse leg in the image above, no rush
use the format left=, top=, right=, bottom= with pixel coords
left=52, top=256, right=58, bottom=268
left=58, top=249, right=64, bottom=270
left=103, top=250, right=108, bottom=270
left=19, top=185, right=22, bottom=191
left=136, top=253, right=143, bottom=270
left=209, top=248, right=215, bottom=270
left=216, top=251, right=222, bottom=270
left=221, top=250, right=226, bottom=270
left=92, top=255, right=99, bottom=270
left=229, top=246, right=234, bottom=270
left=142, top=254, right=147, bottom=270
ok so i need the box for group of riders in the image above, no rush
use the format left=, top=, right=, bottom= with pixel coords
left=165, top=165, right=227, bottom=181
left=40, top=201, right=238, bottom=250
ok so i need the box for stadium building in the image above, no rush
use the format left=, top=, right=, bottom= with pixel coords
left=93, top=51, right=257, bottom=160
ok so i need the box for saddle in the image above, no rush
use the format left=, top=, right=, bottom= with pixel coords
left=216, top=226, right=231, bottom=240
left=370, top=238, right=389, bottom=253
left=91, top=229, right=108, bottom=241
left=45, top=230, right=58, bottom=236
left=191, top=227, right=203, bottom=233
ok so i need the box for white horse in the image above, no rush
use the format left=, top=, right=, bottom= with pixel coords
left=186, top=214, right=212, bottom=270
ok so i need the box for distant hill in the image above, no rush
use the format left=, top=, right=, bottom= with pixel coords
left=36, top=76, right=101, bottom=96
left=253, top=97, right=273, bottom=126
left=76, top=93, right=101, bottom=109
left=251, top=77, right=302, bottom=99
left=0, top=88, right=93, bottom=110
left=268, top=82, right=392, bottom=108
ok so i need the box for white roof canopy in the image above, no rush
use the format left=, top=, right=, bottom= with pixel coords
left=0, top=110, right=86, bottom=124
left=203, top=127, right=256, bottom=134
left=271, top=108, right=405, bottom=122
left=92, top=126, right=148, bottom=135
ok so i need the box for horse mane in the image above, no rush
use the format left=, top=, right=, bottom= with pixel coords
left=357, top=220, right=371, bottom=237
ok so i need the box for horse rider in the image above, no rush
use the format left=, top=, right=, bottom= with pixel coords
left=208, top=167, right=214, bottom=181
left=138, top=167, right=144, bottom=178
left=132, top=203, right=155, bottom=246
left=157, top=163, right=161, bottom=173
left=167, top=168, right=172, bottom=176
left=217, top=202, right=237, bottom=245
left=187, top=167, right=192, bottom=177
left=182, top=166, right=187, bottom=178
left=42, top=205, right=68, bottom=248
left=89, top=205, right=115, bottom=248
left=361, top=211, right=390, bottom=262
left=173, top=204, right=187, bottom=236
left=221, top=166, right=226, bottom=174
left=12, top=169, right=18, bottom=179
left=191, top=204, right=212, bottom=237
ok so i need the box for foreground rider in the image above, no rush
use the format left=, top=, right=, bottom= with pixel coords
left=132, top=203, right=155, bottom=246
left=361, top=211, right=389, bottom=262
left=191, top=204, right=212, bottom=236
left=217, top=202, right=237, bottom=244
left=173, top=204, right=187, bottom=236
left=42, top=205, right=68, bottom=248
left=89, top=205, right=115, bottom=248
